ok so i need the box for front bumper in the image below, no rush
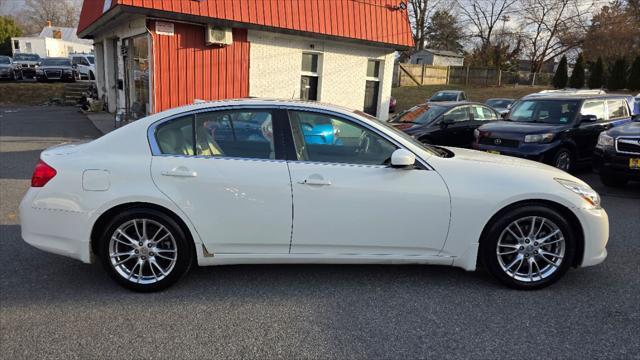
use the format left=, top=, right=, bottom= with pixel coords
left=473, top=140, right=559, bottom=162
left=574, top=206, right=609, bottom=267
left=19, top=188, right=93, bottom=263
left=35, top=71, right=75, bottom=81
left=593, top=148, right=640, bottom=180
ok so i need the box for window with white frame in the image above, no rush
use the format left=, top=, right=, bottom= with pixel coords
left=300, top=53, right=320, bottom=101
left=363, top=59, right=381, bottom=116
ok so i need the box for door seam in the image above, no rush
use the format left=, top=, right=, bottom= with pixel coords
left=286, top=161, right=294, bottom=254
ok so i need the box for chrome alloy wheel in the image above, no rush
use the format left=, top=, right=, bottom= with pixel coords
left=496, top=216, right=565, bottom=283
left=109, top=219, right=178, bottom=284
left=555, top=151, right=571, bottom=171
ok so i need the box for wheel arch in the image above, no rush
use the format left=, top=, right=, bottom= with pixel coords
left=90, top=202, right=198, bottom=260
left=477, top=199, right=585, bottom=268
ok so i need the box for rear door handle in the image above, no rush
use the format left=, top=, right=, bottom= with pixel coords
left=299, top=178, right=331, bottom=186
left=161, top=169, right=198, bottom=178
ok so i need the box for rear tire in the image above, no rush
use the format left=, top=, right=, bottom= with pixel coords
left=99, top=208, right=193, bottom=292
left=480, top=204, right=576, bottom=290
left=600, top=173, right=628, bottom=187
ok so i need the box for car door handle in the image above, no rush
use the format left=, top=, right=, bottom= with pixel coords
left=161, top=169, right=198, bottom=178
left=298, top=178, right=332, bottom=186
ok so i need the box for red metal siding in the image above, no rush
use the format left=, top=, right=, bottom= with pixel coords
left=151, top=22, right=249, bottom=113
left=80, top=0, right=413, bottom=47
left=78, top=0, right=108, bottom=33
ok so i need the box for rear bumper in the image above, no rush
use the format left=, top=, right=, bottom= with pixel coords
left=19, top=188, right=93, bottom=263
left=593, top=149, right=640, bottom=180
left=575, top=206, right=609, bottom=268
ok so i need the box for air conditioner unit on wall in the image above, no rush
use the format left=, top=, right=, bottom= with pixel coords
left=206, top=26, right=232, bottom=46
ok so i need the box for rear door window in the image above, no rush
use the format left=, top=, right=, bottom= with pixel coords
left=471, top=105, right=498, bottom=121
left=581, top=100, right=605, bottom=121
left=442, top=106, right=470, bottom=123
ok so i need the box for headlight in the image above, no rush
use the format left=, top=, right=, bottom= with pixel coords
left=36, top=69, right=43, bottom=74
left=524, top=133, right=554, bottom=143
left=555, top=178, right=601, bottom=208
left=596, top=133, right=614, bottom=149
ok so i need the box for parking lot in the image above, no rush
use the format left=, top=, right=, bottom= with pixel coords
left=1, top=106, right=639, bottom=358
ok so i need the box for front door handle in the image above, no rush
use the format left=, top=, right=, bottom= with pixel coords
left=298, top=177, right=332, bottom=186
left=161, top=169, right=198, bottom=177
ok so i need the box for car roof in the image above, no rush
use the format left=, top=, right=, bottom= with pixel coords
left=486, top=98, right=514, bottom=101
left=424, top=101, right=483, bottom=107
left=521, top=94, right=629, bottom=101
left=43, top=57, right=70, bottom=60
left=434, top=90, right=464, bottom=94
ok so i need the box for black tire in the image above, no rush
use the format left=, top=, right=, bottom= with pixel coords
left=480, top=204, right=577, bottom=290
left=551, top=147, right=574, bottom=172
left=99, top=208, right=194, bottom=292
left=600, top=173, right=628, bottom=187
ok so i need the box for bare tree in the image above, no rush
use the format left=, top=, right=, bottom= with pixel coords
left=521, top=0, right=592, bottom=74
left=456, top=0, right=519, bottom=52
left=408, top=0, right=443, bottom=51
left=17, top=0, right=80, bottom=35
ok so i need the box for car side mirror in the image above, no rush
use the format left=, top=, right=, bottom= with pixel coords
left=580, top=114, right=598, bottom=124
left=390, top=149, right=416, bottom=168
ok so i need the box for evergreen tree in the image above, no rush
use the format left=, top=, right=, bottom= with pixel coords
left=569, top=53, right=585, bottom=89
left=588, top=57, right=605, bottom=89
left=553, top=55, right=568, bottom=89
left=608, top=57, right=628, bottom=90
left=628, top=55, right=640, bottom=91
left=0, top=16, right=22, bottom=56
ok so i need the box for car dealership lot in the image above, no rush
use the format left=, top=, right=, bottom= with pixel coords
left=1, top=107, right=639, bottom=358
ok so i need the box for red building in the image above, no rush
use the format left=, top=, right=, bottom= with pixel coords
left=78, top=0, right=413, bottom=120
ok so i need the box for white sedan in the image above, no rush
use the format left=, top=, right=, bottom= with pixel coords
left=20, top=100, right=608, bottom=291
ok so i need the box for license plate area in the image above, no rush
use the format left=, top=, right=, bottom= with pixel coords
left=630, top=158, right=640, bottom=170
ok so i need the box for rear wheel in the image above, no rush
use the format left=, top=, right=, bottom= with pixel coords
left=99, top=208, right=193, bottom=292
left=480, top=204, right=576, bottom=290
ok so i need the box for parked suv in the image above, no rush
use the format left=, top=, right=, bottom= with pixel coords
left=473, top=94, right=633, bottom=171
left=12, top=53, right=40, bottom=79
left=70, top=53, right=95, bottom=80
left=593, top=119, right=640, bottom=187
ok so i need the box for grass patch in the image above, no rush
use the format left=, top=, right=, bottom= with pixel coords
left=391, top=85, right=551, bottom=113
left=0, top=82, right=66, bottom=106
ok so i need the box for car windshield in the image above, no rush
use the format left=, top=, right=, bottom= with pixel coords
left=14, top=54, right=39, bottom=61
left=508, top=99, right=580, bottom=124
left=353, top=110, right=446, bottom=157
left=486, top=99, right=512, bottom=108
left=41, top=58, right=71, bottom=66
left=430, top=92, right=458, bottom=101
left=0, top=57, right=10, bottom=64
left=87, top=56, right=95, bottom=64
left=389, top=104, right=446, bottom=125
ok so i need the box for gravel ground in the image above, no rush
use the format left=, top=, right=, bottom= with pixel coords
left=1, top=106, right=638, bottom=359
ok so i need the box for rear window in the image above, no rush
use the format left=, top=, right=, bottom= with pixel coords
left=430, top=92, right=459, bottom=101
left=14, top=54, right=39, bottom=61
left=0, top=57, right=10, bottom=64
left=606, top=99, right=629, bottom=119
left=390, top=104, right=446, bottom=125
left=486, top=99, right=512, bottom=108
left=509, top=100, right=579, bottom=124
left=41, top=58, right=71, bottom=66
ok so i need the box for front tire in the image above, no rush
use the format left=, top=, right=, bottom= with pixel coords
left=99, top=208, right=193, bottom=292
left=480, top=204, right=576, bottom=290
left=551, top=147, right=574, bottom=172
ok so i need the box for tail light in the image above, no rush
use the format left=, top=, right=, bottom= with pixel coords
left=31, top=160, right=57, bottom=187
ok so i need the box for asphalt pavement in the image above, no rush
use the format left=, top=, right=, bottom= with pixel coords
left=1, top=106, right=639, bottom=359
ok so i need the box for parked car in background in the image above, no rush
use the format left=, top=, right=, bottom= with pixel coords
left=593, top=119, right=640, bottom=187
left=485, top=98, right=514, bottom=117
left=634, top=94, right=640, bottom=115
left=428, top=90, right=467, bottom=103
left=473, top=94, right=633, bottom=172
left=0, top=56, right=16, bottom=81
left=390, top=102, right=499, bottom=147
left=70, top=53, right=96, bottom=80
left=35, top=58, right=77, bottom=82
left=389, top=96, right=397, bottom=113
left=20, top=99, right=609, bottom=291
left=12, top=53, right=41, bottom=79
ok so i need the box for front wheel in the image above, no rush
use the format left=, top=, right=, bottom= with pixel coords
left=551, top=147, right=573, bottom=172
left=480, top=205, right=576, bottom=290
left=99, top=208, right=193, bottom=292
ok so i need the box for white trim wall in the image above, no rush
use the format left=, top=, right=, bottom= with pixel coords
left=248, top=30, right=396, bottom=120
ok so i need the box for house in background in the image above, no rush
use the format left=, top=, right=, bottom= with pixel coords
left=12, top=25, right=94, bottom=58
left=409, top=49, right=464, bottom=67
left=77, top=0, right=413, bottom=120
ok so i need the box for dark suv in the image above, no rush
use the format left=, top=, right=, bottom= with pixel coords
left=593, top=120, right=640, bottom=187
left=473, top=95, right=633, bottom=171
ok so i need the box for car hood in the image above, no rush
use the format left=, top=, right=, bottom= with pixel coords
left=605, top=121, right=640, bottom=137
left=0, top=64, right=12, bottom=69
left=14, top=60, right=39, bottom=64
left=39, top=65, right=73, bottom=70
left=478, top=121, right=570, bottom=135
